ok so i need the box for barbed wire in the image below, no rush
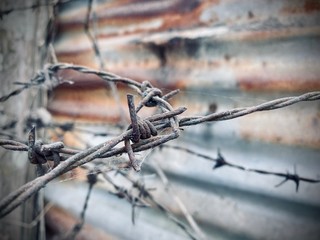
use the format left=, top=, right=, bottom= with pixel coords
left=0, top=62, right=319, bottom=220
left=116, top=170, right=199, bottom=240
left=96, top=168, right=200, bottom=239
left=64, top=171, right=98, bottom=239
left=2, top=63, right=319, bottom=122
left=179, top=91, right=320, bottom=126
left=0, top=80, right=184, bottom=218
left=161, top=145, right=320, bottom=192
left=2, top=1, right=320, bottom=239
left=83, top=0, right=127, bottom=128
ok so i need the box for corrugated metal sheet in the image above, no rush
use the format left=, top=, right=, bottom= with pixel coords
left=54, top=0, right=320, bottom=91
left=45, top=1, right=320, bottom=239
left=50, top=0, right=320, bottom=147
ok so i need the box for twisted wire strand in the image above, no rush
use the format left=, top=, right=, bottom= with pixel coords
left=117, top=170, right=198, bottom=240
left=179, top=91, right=320, bottom=126
left=48, top=64, right=142, bottom=89
left=0, top=63, right=143, bottom=102
left=0, top=62, right=320, bottom=222
left=162, top=145, right=320, bottom=192
left=0, top=105, right=185, bottom=217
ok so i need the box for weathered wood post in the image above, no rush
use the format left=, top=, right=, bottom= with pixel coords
left=0, top=1, right=51, bottom=239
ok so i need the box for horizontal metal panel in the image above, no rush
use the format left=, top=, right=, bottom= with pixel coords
left=45, top=133, right=320, bottom=239
left=46, top=1, right=320, bottom=240
left=55, top=0, right=320, bottom=91
left=48, top=87, right=320, bottom=148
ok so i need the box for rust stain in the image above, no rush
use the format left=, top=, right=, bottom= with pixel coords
left=281, top=0, right=320, bottom=14
left=219, top=27, right=320, bottom=42
left=55, top=41, right=320, bottom=93
left=45, top=205, right=114, bottom=240
left=239, top=106, right=320, bottom=149
left=47, top=87, right=127, bottom=123
left=55, top=69, right=106, bottom=89
left=238, top=77, right=320, bottom=92
left=95, top=0, right=200, bottom=20
left=51, top=0, right=320, bottom=149
left=57, top=50, right=97, bottom=69
left=58, top=0, right=206, bottom=35
left=304, top=0, right=320, bottom=13
left=47, top=82, right=159, bottom=124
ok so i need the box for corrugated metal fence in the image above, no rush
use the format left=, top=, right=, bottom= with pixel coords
left=45, top=1, right=320, bottom=239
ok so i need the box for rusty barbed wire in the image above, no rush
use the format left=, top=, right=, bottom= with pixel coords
left=83, top=0, right=127, bottom=127
left=162, top=145, right=320, bottom=192
left=2, top=2, right=319, bottom=239
left=65, top=170, right=97, bottom=239
left=116, top=170, right=199, bottom=240
left=179, top=91, right=320, bottom=126
left=2, top=63, right=319, bottom=123
left=54, top=161, right=199, bottom=239
left=100, top=171, right=150, bottom=221
left=0, top=62, right=319, bottom=220
left=0, top=82, right=184, bottom=218
left=0, top=64, right=73, bottom=102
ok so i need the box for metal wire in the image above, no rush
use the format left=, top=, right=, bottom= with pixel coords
left=1, top=62, right=320, bottom=219
left=0, top=76, right=183, bottom=217
left=179, top=91, right=320, bottom=126
left=2, top=2, right=319, bottom=239
left=162, top=145, right=320, bottom=192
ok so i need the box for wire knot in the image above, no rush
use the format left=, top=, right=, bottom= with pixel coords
left=140, top=81, right=162, bottom=108
left=28, top=126, right=64, bottom=168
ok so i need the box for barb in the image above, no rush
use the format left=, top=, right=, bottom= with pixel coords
left=66, top=170, right=97, bottom=239
left=0, top=107, right=186, bottom=156
left=127, top=94, right=140, bottom=143
left=1, top=62, right=320, bottom=221
left=118, top=170, right=199, bottom=240
left=0, top=99, right=184, bottom=218
left=163, top=145, right=320, bottom=192
left=136, top=85, right=163, bottom=112
left=100, top=172, right=149, bottom=225
left=0, top=66, right=69, bottom=103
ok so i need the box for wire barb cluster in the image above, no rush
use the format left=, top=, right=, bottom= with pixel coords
left=0, top=63, right=319, bottom=231
left=28, top=126, right=64, bottom=169
left=163, top=145, right=320, bottom=192
left=113, top=170, right=199, bottom=240
left=0, top=65, right=184, bottom=218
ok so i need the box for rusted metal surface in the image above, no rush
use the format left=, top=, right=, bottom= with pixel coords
left=238, top=101, right=320, bottom=148
left=172, top=92, right=320, bottom=148
left=50, top=0, right=320, bottom=147
left=45, top=204, right=113, bottom=240
left=47, top=1, right=320, bottom=239
left=54, top=0, right=320, bottom=91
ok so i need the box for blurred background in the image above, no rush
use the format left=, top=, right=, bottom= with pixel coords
left=1, top=0, right=320, bottom=239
